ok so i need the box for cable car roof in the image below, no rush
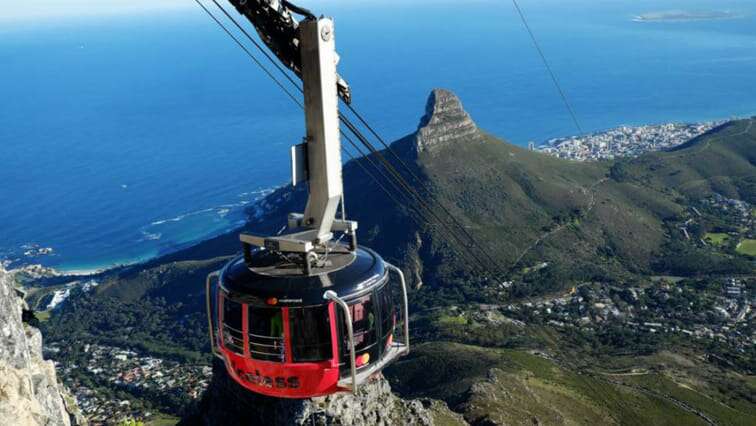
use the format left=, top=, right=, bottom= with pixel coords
left=220, top=247, right=387, bottom=307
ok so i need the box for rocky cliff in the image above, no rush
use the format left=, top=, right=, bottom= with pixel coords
left=415, top=89, right=483, bottom=154
left=0, top=267, right=84, bottom=426
left=185, top=360, right=464, bottom=426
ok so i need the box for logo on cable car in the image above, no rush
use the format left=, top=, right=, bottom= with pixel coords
left=237, top=368, right=300, bottom=389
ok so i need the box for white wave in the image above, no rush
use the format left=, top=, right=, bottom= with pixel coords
left=147, top=187, right=278, bottom=228
left=150, top=216, right=182, bottom=226
left=141, top=231, right=162, bottom=241
left=238, top=188, right=275, bottom=197
left=136, top=186, right=280, bottom=245
left=150, top=207, right=221, bottom=226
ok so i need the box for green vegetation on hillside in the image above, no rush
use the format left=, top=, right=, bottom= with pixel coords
left=737, top=239, right=756, bottom=256
left=34, top=310, right=51, bottom=322
left=386, top=342, right=756, bottom=425
left=705, top=232, right=730, bottom=246
left=41, top=258, right=229, bottom=363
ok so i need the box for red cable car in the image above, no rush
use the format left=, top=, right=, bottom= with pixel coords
left=206, top=245, right=409, bottom=398
left=203, top=3, right=410, bottom=398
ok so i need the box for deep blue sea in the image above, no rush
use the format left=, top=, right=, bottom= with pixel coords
left=1, top=0, right=755, bottom=272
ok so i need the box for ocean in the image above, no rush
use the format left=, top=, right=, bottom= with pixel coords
left=1, top=0, right=755, bottom=272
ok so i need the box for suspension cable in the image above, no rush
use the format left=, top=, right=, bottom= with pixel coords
left=207, top=0, right=500, bottom=277
left=215, top=0, right=505, bottom=275
left=341, top=102, right=508, bottom=275
left=209, top=0, right=304, bottom=94
left=340, top=131, right=491, bottom=275
left=338, top=115, right=498, bottom=275
left=510, top=0, right=583, bottom=134
left=341, top=146, right=496, bottom=277
left=193, top=0, right=303, bottom=109
left=193, top=0, right=501, bottom=278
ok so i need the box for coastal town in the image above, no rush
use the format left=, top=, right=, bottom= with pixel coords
left=537, top=121, right=725, bottom=161
left=45, top=343, right=210, bottom=424
left=501, top=194, right=755, bottom=354
left=443, top=274, right=754, bottom=363
left=509, top=277, right=754, bottom=354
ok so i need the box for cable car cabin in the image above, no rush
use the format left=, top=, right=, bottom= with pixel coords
left=206, top=246, right=409, bottom=399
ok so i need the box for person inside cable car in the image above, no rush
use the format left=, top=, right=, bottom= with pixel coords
left=248, top=306, right=285, bottom=362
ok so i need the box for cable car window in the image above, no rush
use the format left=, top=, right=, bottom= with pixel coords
left=248, top=307, right=285, bottom=362
left=222, top=298, right=244, bottom=354
left=377, top=284, right=395, bottom=343
left=341, top=295, right=379, bottom=370
left=290, top=306, right=333, bottom=362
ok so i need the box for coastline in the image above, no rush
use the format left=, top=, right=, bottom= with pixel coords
left=536, top=118, right=737, bottom=161
left=10, top=224, right=246, bottom=280
left=56, top=266, right=112, bottom=277
left=4, top=187, right=280, bottom=280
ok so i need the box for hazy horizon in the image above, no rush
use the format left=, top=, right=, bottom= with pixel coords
left=0, top=0, right=456, bottom=23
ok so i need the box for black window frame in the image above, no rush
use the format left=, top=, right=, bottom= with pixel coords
left=222, top=296, right=245, bottom=355
left=289, top=306, right=334, bottom=363
left=377, top=282, right=396, bottom=343
left=337, top=287, right=387, bottom=375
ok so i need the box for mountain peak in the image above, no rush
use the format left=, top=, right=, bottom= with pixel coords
left=415, top=89, right=482, bottom=153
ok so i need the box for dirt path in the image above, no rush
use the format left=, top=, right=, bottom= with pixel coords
left=511, top=177, right=608, bottom=269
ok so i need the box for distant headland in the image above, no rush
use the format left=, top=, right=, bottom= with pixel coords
left=633, top=10, right=741, bottom=22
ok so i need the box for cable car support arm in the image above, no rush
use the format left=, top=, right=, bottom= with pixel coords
left=230, top=0, right=356, bottom=271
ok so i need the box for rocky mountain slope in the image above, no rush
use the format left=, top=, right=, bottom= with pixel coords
left=185, top=360, right=463, bottom=426
left=0, top=267, right=83, bottom=426
left=415, top=89, right=484, bottom=154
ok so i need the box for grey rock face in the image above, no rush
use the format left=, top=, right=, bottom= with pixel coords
left=415, top=89, right=483, bottom=154
left=191, top=360, right=444, bottom=426
left=0, top=267, right=83, bottom=426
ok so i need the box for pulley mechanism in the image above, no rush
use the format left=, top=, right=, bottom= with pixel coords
left=234, top=2, right=356, bottom=275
